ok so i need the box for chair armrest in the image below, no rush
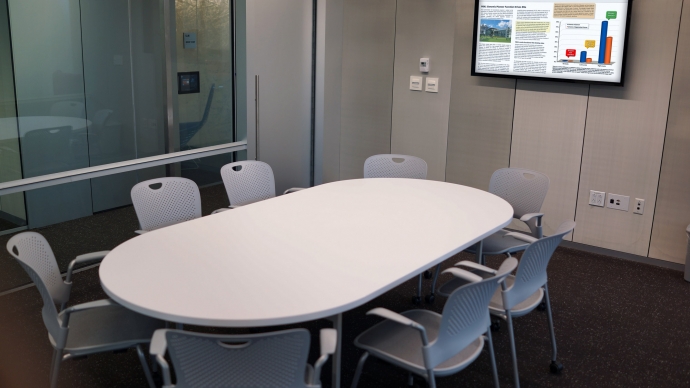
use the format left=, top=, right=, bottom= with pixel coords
left=283, top=187, right=307, bottom=195
left=134, top=230, right=148, bottom=235
left=366, top=308, right=429, bottom=345
left=59, top=299, right=117, bottom=327
left=520, top=213, right=543, bottom=223
left=503, top=232, right=538, bottom=244
left=442, top=268, right=483, bottom=283
left=66, top=251, right=110, bottom=284
left=312, top=329, right=338, bottom=386
left=150, top=329, right=173, bottom=387
left=455, top=261, right=497, bottom=274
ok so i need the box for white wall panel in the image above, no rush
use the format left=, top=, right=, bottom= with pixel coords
left=339, top=0, right=396, bottom=180
left=510, top=80, right=589, bottom=238
left=649, top=0, right=690, bottom=264
left=390, top=0, right=456, bottom=181
left=573, top=0, right=683, bottom=255
left=445, top=0, right=515, bottom=191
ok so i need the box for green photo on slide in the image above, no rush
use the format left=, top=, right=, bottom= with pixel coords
left=479, top=19, right=512, bottom=43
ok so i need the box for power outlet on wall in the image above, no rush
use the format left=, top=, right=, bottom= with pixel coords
left=589, top=190, right=605, bottom=207
left=606, top=193, right=630, bottom=212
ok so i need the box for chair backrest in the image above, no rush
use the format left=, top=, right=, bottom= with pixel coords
left=503, top=221, right=576, bottom=310
left=163, top=329, right=311, bottom=388
left=489, top=168, right=549, bottom=220
left=220, top=161, right=276, bottom=207
left=6, top=232, right=68, bottom=348
left=424, top=257, right=518, bottom=369
left=131, top=178, right=202, bottom=232
left=363, top=154, right=427, bottom=179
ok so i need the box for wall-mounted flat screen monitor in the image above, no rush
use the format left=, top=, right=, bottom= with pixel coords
left=471, top=0, right=632, bottom=85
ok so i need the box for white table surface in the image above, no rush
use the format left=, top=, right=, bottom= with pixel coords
left=100, top=178, right=513, bottom=327
left=0, top=116, right=90, bottom=142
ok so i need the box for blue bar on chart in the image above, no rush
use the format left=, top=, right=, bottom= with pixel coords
left=599, top=21, right=608, bottom=63
left=580, top=51, right=587, bottom=63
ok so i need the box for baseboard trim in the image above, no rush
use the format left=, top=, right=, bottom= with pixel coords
left=561, top=241, right=684, bottom=272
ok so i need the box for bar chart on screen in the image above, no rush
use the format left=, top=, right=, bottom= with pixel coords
left=555, top=17, right=622, bottom=65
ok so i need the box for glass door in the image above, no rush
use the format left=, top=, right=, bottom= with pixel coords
left=1, top=0, right=240, bottom=229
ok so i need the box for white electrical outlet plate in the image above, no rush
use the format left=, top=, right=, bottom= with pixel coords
left=410, top=76, right=423, bottom=91
left=589, top=190, right=605, bottom=207
left=606, top=193, right=630, bottom=212
left=425, top=77, right=439, bottom=93
left=634, top=198, right=645, bottom=215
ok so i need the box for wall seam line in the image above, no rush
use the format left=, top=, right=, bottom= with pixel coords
left=507, top=79, right=517, bottom=167
left=389, top=0, right=398, bottom=154
left=571, top=84, right=591, bottom=242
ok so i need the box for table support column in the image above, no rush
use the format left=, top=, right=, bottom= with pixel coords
left=330, top=313, right=343, bottom=388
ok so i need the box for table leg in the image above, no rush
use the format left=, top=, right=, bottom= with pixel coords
left=330, top=313, right=343, bottom=388
left=475, top=240, right=484, bottom=265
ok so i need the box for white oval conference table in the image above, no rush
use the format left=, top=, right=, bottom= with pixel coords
left=100, top=178, right=513, bottom=387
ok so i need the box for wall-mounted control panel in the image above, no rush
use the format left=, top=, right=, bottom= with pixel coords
left=425, top=78, right=439, bottom=93
left=178, top=71, right=200, bottom=94
left=420, top=58, right=430, bottom=73
left=606, top=193, right=630, bottom=212
left=410, top=76, right=423, bottom=91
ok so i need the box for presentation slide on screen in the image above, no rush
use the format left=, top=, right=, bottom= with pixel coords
left=474, top=0, right=629, bottom=83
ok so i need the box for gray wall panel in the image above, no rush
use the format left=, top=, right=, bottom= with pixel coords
left=649, top=0, right=690, bottom=264
left=510, top=80, right=589, bottom=238
left=339, top=0, right=396, bottom=180
left=445, top=0, right=514, bottom=191
left=390, top=0, right=456, bottom=181
left=573, top=0, right=683, bottom=255
left=315, top=0, right=344, bottom=185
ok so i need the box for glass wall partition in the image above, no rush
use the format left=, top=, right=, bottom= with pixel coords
left=0, top=0, right=26, bottom=233
left=0, top=0, right=244, bottom=230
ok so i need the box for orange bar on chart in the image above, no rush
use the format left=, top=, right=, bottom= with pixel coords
left=604, top=37, right=613, bottom=64
left=586, top=58, right=592, bottom=63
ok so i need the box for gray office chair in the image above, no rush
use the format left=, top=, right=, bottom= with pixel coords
left=429, top=168, right=550, bottom=305
left=6, top=232, right=164, bottom=388
left=363, top=154, right=434, bottom=304
left=351, top=257, right=517, bottom=388
left=151, top=328, right=337, bottom=388
left=213, top=160, right=305, bottom=213
left=131, top=177, right=202, bottom=234
left=363, top=154, right=428, bottom=180
left=438, top=221, right=575, bottom=388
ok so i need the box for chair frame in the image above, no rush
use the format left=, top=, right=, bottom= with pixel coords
left=351, top=258, right=518, bottom=388
left=131, top=177, right=202, bottom=234
left=151, top=328, right=337, bottom=388
left=453, top=221, right=575, bottom=388
left=6, top=232, right=159, bottom=388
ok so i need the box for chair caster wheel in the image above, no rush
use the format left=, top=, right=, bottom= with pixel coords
left=490, top=319, right=501, bottom=332
left=425, top=294, right=435, bottom=304
left=424, top=270, right=433, bottom=279
left=537, top=300, right=547, bottom=311
left=413, top=296, right=422, bottom=305
left=550, top=360, right=564, bottom=374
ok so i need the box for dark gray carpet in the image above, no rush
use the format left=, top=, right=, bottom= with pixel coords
left=1, top=184, right=689, bottom=387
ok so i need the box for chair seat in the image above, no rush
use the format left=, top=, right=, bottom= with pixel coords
left=438, top=275, right=543, bottom=317
left=52, top=302, right=165, bottom=357
left=466, top=229, right=530, bottom=256
left=354, top=310, right=485, bottom=378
